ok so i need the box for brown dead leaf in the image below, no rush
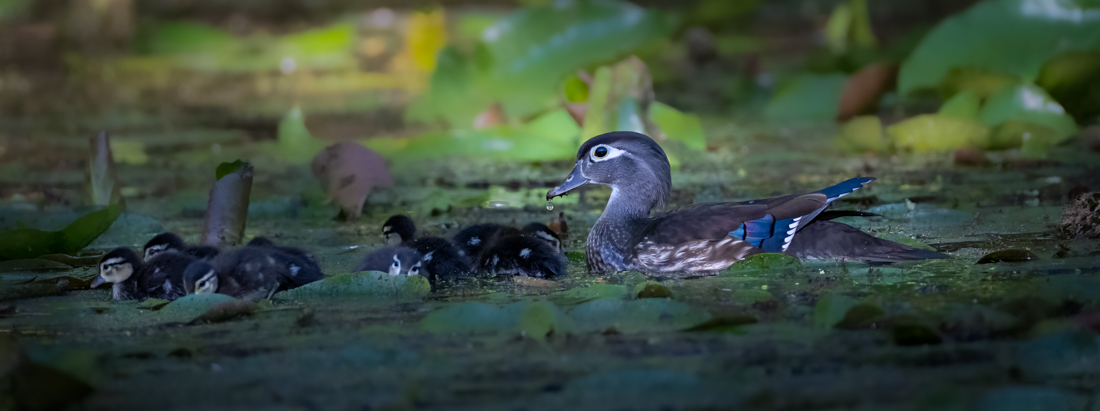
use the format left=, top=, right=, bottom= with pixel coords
left=837, top=62, right=898, bottom=121
left=310, top=142, right=393, bottom=221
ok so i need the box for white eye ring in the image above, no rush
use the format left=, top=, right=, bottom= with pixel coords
left=589, top=144, right=626, bottom=162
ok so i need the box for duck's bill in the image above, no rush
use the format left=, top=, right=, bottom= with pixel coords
left=89, top=276, right=106, bottom=288
left=547, top=162, right=590, bottom=200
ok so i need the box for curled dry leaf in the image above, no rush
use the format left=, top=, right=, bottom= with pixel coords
left=549, top=212, right=569, bottom=240
left=837, top=62, right=898, bottom=121
left=201, top=160, right=253, bottom=246
left=311, top=142, right=393, bottom=221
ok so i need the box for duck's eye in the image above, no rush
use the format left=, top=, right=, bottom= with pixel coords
left=198, top=280, right=207, bottom=288
left=392, top=260, right=399, bottom=268
left=594, top=146, right=608, bottom=158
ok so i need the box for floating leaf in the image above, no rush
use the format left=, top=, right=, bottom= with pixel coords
left=899, top=0, right=1100, bottom=94
left=1037, top=50, right=1100, bottom=120
left=763, top=74, right=848, bottom=122
left=887, top=114, right=989, bottom=152
left=310, top=142, right=393, bottom=221
left=814, top=294, right=859, bottom=330
left=278, top=271, right=430, bottom=300
left=721, top=253, right=801, bottom=276
left=84, top=131, right=123, bottom=207
left=979, top=83, right=1077, bottom=144
left=518, top=300, right=561, bottom=341
left=835, top=115, right=887, bottom=153
left=650, top=102, right=706, bottom=151
left=0, top=259, right=72, bottom=272
left=634, top=281, right=672, bottom=299
left=834, top=303, right=885, bottom=330
left=976, top=249, right=1040, bottom=264
left=200, top=161, right=252, bottom=246
left=550, top=284, right=628, bottom=305
left=683, top=315, right=757, bottom=332
left=837, top=62, right=896, bottom=121
left=158, top=293, right=241, bottom=322
left=189, top=300, right=257, bottom=325
left=0, top=205, right=122, bottom=261
left=568, top=298, right=711, bottom=333
left=420, top=300, right=571, bottom=335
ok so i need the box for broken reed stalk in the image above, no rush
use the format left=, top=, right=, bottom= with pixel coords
left=200, top=161, right=253, bottom=247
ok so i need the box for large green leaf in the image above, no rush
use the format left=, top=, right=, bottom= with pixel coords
left=899, top=0, right=1100, bottom=94
left=278, top=271, right=430, bottom=300
left=481, top=0, right=675, bottom=117
left=979, top=83, right=1078, bottom=143
left=763, top=74, right=848, bottom=122
left=650, top=102, right=706, bottom=150
left=0, top=205, right=122, bottom=261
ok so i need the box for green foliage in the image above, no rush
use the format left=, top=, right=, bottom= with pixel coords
left=813, top=294, right=859, bottom=330
left=825, top=0, right=876, bottom=54
left=568, top=298, right=711, bottom=333
left=721, top=253, right=801, bottom=276
left=1037, top=50, right=1100, bottom=120
left=938, top=90, right=981, bottom=120
left=650, top=102, right=706, bottom=150
left=157, top=293, right=240, bottom=322
left=278, top=271, right=431, bottom=300
left=899, top=0, right=1100, bottom=94
left=215, top=160, right=248, bottom=181
left=0, top=205, right=122, bottom=261
left=763, top=74, right=848, bottom=122
left=563, top=74, right=590, bottom=103
left=412, top=0, right=674, bottom=127
left=979, top=83, right=1078, bottom=144
left=276, top=106, right=326, bottom=163
left=887, top=114, right=989, bottom=152
left=420, top=300, right=570, bottom=335
left=835, top=115, right=887, bottom=152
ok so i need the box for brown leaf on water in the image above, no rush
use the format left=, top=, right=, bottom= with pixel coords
left=837, top=62, right=898, bottom=121
left=188, top=300, right=257, bottom=325
left=311, top=142, right=393, bottom=221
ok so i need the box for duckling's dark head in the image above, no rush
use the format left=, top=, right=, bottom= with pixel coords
left=247, top=237, right=276, bottom=247
left=92, top=248, right=139, bottom=288
left=523, top=222, right=563, bottom=253
left=143, top=232, right=186, bottom=262
left=547, top=131, right=671, bottom=213
left=382, top=215, right=417, bottom=246
left=182, top=260, right=219, bottom=295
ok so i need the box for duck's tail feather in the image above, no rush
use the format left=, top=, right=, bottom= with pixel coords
left=786, top=220, right=948, bottom=263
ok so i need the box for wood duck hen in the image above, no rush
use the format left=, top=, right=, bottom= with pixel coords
left=545, top=131, right=947, bottom=273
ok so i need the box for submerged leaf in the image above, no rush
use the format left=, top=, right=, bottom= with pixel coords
left=310, top=142, right=393, bottom=221
left=976, top=249, right=1040, bottom=264
left=200, top=161, right=253, bottom=246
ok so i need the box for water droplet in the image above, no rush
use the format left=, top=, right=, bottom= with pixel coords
left=546, top=200, right=554, bottom=211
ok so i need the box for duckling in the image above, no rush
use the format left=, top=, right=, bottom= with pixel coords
left=246, top=236, right=324, bottom=288
left=91, top=247, right=192, bottom=301
left=522, top=222, right=565, bottom=254
left=477, top=234, right=567, bottom=278
left=382, top=215, right=472, bottom=281
left=143, top=232, right=221, bottom=261
left=356, top=246, right=426, bottom=277
left=181, top=247, right=293, bottom=301
left=452, top=223, right=521, bottom=262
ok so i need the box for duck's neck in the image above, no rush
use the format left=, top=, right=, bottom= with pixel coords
left=587, top=186, right=656, bottom=270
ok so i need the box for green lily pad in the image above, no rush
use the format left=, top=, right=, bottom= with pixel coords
left=0, top=205, right=122, bottom=261
left=634, top=281, right=672, bottom=299
left=0, top=259, right=73, bottom=272
left=899, top=0, right=1100, bottom=94
left=887, top=114, right=989, bottom=152
left=814, top=294, right=860, bottom=330
left=277, top=271, right=430, bottom=300
left=720, top=253, right=801, bottom=276
left=763, top=74, right=848, bottom=122
left=420, top=300, right=571, bottom=335
left=568, top=298, right=711, bottom=333
left=158, top=293, right=240, bottom=322
left=550, top=284, right=628, bottom=305
left=835, top=115, right=887, bottom=153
